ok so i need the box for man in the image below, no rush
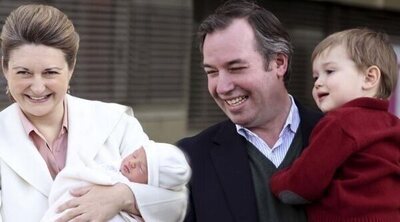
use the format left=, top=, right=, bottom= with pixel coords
left=177, top=1, right=323, bottom=222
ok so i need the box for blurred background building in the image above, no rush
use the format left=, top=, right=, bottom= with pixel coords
left=1, top=0, right=399, bottom=142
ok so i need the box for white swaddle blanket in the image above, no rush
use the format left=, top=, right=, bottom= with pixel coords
left=40, top=150, right=140, bottom=222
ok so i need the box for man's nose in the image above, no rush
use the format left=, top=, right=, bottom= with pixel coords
left=216, top=71, right=234, bottom=94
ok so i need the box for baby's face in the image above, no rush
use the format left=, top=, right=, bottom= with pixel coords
left=120, top=147, right=148, bottom=183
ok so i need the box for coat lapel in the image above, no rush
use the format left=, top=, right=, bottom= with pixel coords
left=0, top=104, right=53, bottom=196
left=209, top=121, right=258, bottom=222
left=66, top=95, right=130, bottom=163
left=66, top=95, right=95, bottom=163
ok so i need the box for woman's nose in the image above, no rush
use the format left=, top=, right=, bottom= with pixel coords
left=31, top=76, right=46, bottom=94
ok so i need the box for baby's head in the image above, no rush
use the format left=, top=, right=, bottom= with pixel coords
left=120, top=146, right=148, bottom=184
left=120, top=141, right=191, bottom=191
left=311, top=28, right=398, bottom=112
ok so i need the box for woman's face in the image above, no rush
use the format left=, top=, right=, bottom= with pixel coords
left=2, top=44, right=73, bottom=121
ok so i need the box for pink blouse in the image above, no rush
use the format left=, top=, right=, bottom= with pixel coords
left=19, top=100, right=68, bottom=179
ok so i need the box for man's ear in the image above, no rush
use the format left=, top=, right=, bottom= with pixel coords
left=362, top=65, right=381, bottom=90
left=275, top=53, right=288, bottom=78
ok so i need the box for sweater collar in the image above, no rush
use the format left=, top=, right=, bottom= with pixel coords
left=340, top=97, right=388, bottom=111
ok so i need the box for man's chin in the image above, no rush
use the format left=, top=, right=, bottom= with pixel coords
left=228, top=115, right=249, bottom=126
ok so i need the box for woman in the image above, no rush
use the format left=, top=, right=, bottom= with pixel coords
left=0, top=4, right=186, bottom=221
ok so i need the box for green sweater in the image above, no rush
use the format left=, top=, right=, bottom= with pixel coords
left=247, top=129, right=307, bottom=222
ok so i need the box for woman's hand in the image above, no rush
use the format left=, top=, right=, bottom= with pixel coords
left=55, top=183, right=135, bottom=222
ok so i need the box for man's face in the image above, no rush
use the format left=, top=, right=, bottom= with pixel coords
left=202, top=18, right=288, bottom=129
left=120, top=147, right=148, bottom=183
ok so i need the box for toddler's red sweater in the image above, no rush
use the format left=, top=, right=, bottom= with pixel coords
left=270, top=98, right=400, bottom=222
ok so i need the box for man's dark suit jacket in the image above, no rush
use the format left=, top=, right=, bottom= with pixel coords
left=177, top=102, right=322, bottom=222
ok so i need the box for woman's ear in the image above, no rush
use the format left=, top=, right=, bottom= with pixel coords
left=1, top=56, right=8, bottom=80
left=68, top=59, right=76, bottom=80
left=362, top=65, right=381, bottom=91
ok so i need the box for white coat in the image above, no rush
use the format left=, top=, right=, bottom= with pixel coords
left=0, top=95, right=187, bottom=222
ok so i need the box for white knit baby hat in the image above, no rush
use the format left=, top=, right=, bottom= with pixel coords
left=143, top=141, right=191, bottom=191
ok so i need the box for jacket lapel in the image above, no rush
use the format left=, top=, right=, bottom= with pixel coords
left=295, top=99, right=323, bottom=148
left=0, top=104, right=53, bottom=196
left=207, top=102, right=322, bottom=221
left=209, top=121, right=258, bottom=222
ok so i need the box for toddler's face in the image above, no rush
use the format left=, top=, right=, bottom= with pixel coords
left=312, top=45, right=366, bottom=112
left=120, top=147, right=148, bottom=183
